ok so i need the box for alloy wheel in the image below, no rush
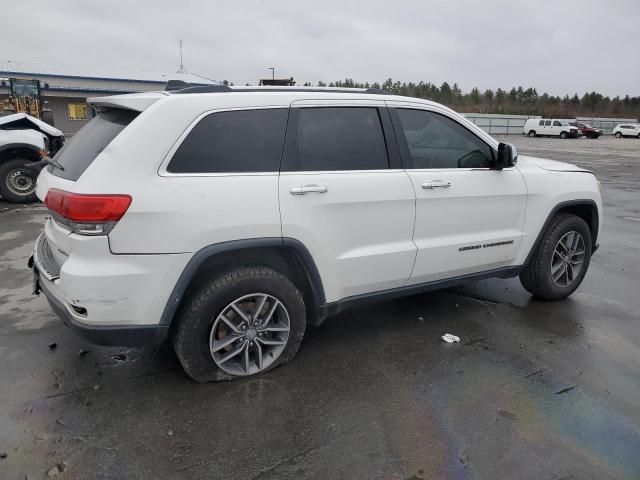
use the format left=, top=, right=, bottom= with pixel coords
left=550, top=231, right=586, bottom=288
left=209, top=293, right=290, bottom=376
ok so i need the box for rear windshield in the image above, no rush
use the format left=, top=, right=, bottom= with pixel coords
left=50, top=109, right=138, bottom=180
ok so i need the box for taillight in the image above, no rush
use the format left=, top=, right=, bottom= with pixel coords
left=44, top=188, right=131, bottom=235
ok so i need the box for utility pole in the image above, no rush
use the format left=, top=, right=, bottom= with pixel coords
left=269, top=67, right=275, bottom=80
left=178, top=40, right=186, bottom=74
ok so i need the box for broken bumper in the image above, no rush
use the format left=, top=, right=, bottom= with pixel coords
left=30, top=259, right=169, bottom=347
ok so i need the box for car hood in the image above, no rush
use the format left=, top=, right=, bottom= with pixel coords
left=518, top=155, right=590, bottom=172
left=0, top=113, right=63, bottom=137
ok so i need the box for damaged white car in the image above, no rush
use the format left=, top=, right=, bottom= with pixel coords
left=0, top=113, right=64, bottom=203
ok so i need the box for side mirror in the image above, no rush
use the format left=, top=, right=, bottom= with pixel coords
left=495, top=142, right=517, bottom=169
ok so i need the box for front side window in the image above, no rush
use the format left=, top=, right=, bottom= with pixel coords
left=553, top=121, right=562, bottom=126
left=395, top=109, right=493, bottom=169
left=167, top=109, right=288, bottom=173
left=286, top=107, right=388, bottom=171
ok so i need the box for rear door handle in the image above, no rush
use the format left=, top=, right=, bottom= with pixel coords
left=422, top=180, right=451, bottom=189
left=290, top=185, right=328, bottom=195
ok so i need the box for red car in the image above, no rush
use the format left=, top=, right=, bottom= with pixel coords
left=575, top=122, right=603, bottom=139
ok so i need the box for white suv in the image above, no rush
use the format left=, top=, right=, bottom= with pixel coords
left=613, top=124, right=640, bottom=138
left=30, top=84, right=602, bottom=382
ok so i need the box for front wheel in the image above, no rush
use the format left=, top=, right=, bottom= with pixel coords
left=0, top=158, right=39, bottom=203
left=520, top=214, right=592, bottom=300
left=560, top=131, right=568, bottom=139
left=172, top=266, right=306, bottom=382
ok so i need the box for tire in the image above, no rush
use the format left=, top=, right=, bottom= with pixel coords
left=560, top=131, right=568, bottom=139
left=615, top=132, right=622, bottom=138
left=0, top=158, right=39, bottom=203
left=528, top=130, right=536, bottom=138
left=520, top=214, right=592, bottom=300
left=172, top=266, right=306, bottom=382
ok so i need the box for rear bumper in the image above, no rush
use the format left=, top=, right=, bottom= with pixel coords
left=34, top=264, right=169, bottom=347
left=28, top=227, right=191, bottom=346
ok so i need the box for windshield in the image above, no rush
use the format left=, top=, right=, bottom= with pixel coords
left=560, top=121, right=570, bottom=126
left=581, top=123, right=592, bottom=128
left=49, top=109, right=138, bottom=181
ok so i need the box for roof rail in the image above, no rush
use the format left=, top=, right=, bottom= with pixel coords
left=172, top=84, right=234, bottom=94
left=166, top=85, right=392, bottom=95
left=164, top=80, right=191, bottom=91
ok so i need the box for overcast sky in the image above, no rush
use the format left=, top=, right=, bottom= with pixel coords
left=2, top=0, right=639, bottom=96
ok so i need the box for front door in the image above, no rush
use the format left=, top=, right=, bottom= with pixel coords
left=278, top=101, right=417, bottom=302
left=388, top=103, right=528, bottom=285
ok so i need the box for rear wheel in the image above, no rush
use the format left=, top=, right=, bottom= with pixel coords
left=172, top=266, right=306, bottom=382
left=560, top=131, right=568, bottom=139
left=520, top=214, right=592, bottom=300
left=615, top=132, right=622, bottom=138
left=0, top=158, right=38, bottom=203
left=528, top=130, right=537, bottom=137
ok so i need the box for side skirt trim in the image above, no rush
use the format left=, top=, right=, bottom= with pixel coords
left=317, top=265, right=522, bottom=321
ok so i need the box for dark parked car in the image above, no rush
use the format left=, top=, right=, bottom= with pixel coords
left=572, top=122, right=602, bottom=139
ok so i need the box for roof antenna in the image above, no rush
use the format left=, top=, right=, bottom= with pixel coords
left=177, top=39, right=186, bottom=74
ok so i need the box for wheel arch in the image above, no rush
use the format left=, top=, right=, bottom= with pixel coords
left=524, top=199, right=599, bottom=265
left=160, top=238, right=326, bottom=329
left=0, top=143, right=42, bottom=164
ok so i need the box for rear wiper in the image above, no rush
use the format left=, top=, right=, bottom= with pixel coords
left=26, top=150, right=65, bottom=171
left=40, top=155, right=65, bottom=171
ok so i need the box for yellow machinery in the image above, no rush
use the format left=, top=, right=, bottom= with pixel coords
left=2, top=78, right=43, bottom=118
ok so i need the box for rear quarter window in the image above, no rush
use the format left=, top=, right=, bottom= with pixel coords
left=51, top=109, right=138, bottom=181
left=167, top=108, right=288, bottom=173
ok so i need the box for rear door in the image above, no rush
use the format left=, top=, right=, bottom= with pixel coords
left=387, top=102, right=527, bottom=284
left=278, top=100, right=417, bottom=302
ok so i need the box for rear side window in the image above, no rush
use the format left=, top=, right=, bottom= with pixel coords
left=285, top=107, right=388, bottom=171
left=538, top=120, right=544, bottom=126
left=51, top=109, right=138, bottom=181
left=167, top=109, right=288, bottom=173
left=545, top=120, right=552, bottom=126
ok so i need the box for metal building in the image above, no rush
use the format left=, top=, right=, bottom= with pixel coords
left=0, top=60, right=212, bottom=135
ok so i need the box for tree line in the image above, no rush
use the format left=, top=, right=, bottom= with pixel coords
left=307, top=78, right=640, bottom=118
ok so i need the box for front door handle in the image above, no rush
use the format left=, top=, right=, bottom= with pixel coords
left=290, top=185, right=328, bottom=195
left=422, top=180, right=451, bottom=189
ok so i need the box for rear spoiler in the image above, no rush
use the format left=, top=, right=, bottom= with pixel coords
left=87, top=92, right=168, bottom=112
